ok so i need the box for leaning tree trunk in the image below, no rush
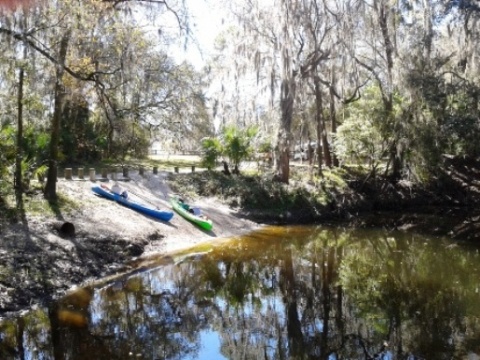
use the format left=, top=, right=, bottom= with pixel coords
left=44, top=31, right=71, bottom=200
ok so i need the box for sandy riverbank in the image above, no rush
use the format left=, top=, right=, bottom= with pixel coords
left=67, top=170, right=261, bottom=254
left=0, top=170, right=261, bottom=316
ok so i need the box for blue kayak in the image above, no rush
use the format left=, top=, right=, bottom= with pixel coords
left=92, top=185, right=174, bottom=222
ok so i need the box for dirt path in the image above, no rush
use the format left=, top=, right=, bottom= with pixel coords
left=0, top=170, right=261, bottom=317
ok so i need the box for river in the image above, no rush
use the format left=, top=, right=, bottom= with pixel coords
left=1, top=225, right=480, bottom=359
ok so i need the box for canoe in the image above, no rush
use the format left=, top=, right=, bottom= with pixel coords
left=170, top=196, right=213, bottom=231
left=92, top=185, right=174, bottom=222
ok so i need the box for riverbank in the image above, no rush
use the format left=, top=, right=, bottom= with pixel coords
left=2, top=156, right=480, bottom=319
left=0, top=171, right=261, bottom=318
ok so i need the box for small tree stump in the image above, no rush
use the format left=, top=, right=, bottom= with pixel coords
left=89, top=168, right=96, bottom=181
left=153, top=166, right=158, bottom=175
left=174, top=166, right=179, bottom=173
left=77, top=168, right=84, bottom=180
left=53, top=221, right=75, bottom=237
left=191, top=166, right=195, bottom=173
left=123, top=167, right=129, bottom=178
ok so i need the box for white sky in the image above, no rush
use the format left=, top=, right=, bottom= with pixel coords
left=176, top=0, right=225, bottom=67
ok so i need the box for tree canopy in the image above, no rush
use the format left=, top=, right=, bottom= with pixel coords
left=1, top=0, right=480, bottom=204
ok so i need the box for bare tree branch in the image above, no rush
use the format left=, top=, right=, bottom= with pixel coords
left=103, top=0, right=183, bottom=30
left=0, top=27, right=120, bottom=82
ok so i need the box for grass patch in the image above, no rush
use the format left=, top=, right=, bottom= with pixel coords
left=20, top=191, right=80, bottom=218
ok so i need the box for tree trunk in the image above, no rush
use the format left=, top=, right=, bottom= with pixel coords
left=15, top=17, right=28, bottom=221
left=96, top=88, right=116, bottom=159
left=44, top=31, right=71, bottom=200
left=329, top=76, right=339, bottom=167
left=15, top=54, right=25, bottom=217
left=321, top=131, right=332, bottom=168
left=314, top=76, right=324, bottom=177
left=276, top=76, right=295, bottom=184
left=15, top=314, right=25, bottom=360
left=378, top=1, right=401, bottom=181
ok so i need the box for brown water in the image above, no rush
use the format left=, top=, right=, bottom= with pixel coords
left=1, top=225, right=480, bottom=359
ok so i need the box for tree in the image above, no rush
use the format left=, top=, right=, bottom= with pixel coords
left=1, top=0, right=191, bottom=201
left=44, top=29, right=71, bottom=200
left=216, top=0, right=307, bottom=183
left=221, top=125, right=257, bottom=174
left=200, top=137, right=221, bottom=170
left=15, top=29, right=27, bottom=217
left=334, top=86, right=389, bottom=178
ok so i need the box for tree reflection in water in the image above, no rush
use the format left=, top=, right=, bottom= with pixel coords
left=1, top=225, right=480, bottom=359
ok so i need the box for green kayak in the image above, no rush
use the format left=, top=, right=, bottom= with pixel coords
left=170, top=196, right=213, bottom=231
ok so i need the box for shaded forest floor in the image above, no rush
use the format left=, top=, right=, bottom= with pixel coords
left=1, top=155, right=480, bottom=319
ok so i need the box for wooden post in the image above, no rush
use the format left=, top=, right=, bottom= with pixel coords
left=110, top=167, right=118, bottom=180
left=139, top=166, right=145, bottom=176
left=101, top=168, right=108, bottom=179
left=123, top=167, right=129, bottom=178
left=174, top=166, right=179, bottom=173
left=191, top=166, right=195, bottom=173
left=65, top=168, right=73, bottom=180
left=89, top=168, right=96, bottom=181
left=78, top=168, right=84, bottom=180
left=153, top=166, right=158, bottom=174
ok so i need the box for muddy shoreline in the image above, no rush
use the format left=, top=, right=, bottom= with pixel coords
left=0, top=172, right=261, bottom=318
left=0, top=170, right=478, bottom=319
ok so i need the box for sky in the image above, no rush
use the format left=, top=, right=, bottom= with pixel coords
left=175, top=0, right=225, bottom=67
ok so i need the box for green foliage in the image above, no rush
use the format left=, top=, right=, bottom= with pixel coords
left=0, top=125, right=16, bottom=180
left=200, top=137, right=222, bottom=169
left=257, top=140, right=273, bottom=154
left=221, top=125, right=258, bottom=173
left=334, top=87, right=388, bottom=173
left=168, top=171, right=328, bottom=222
left=109, top=120, right=151, bottom=161
left=23, top=127, right=50, bottom=165
left=23, top=191, right=80, bottom=217
left=60, top=98, right=106, bottom=163
left=395, top=62, right=480, bottom=180
left=443, top=87, right=480, bottom=156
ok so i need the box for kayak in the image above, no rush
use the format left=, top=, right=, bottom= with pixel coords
left=170, top=196, right=213, bottom=231
left=92, top=185, right=174, bottom=222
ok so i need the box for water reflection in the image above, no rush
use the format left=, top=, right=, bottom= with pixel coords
left=2, top=226, right=480, bottom=359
